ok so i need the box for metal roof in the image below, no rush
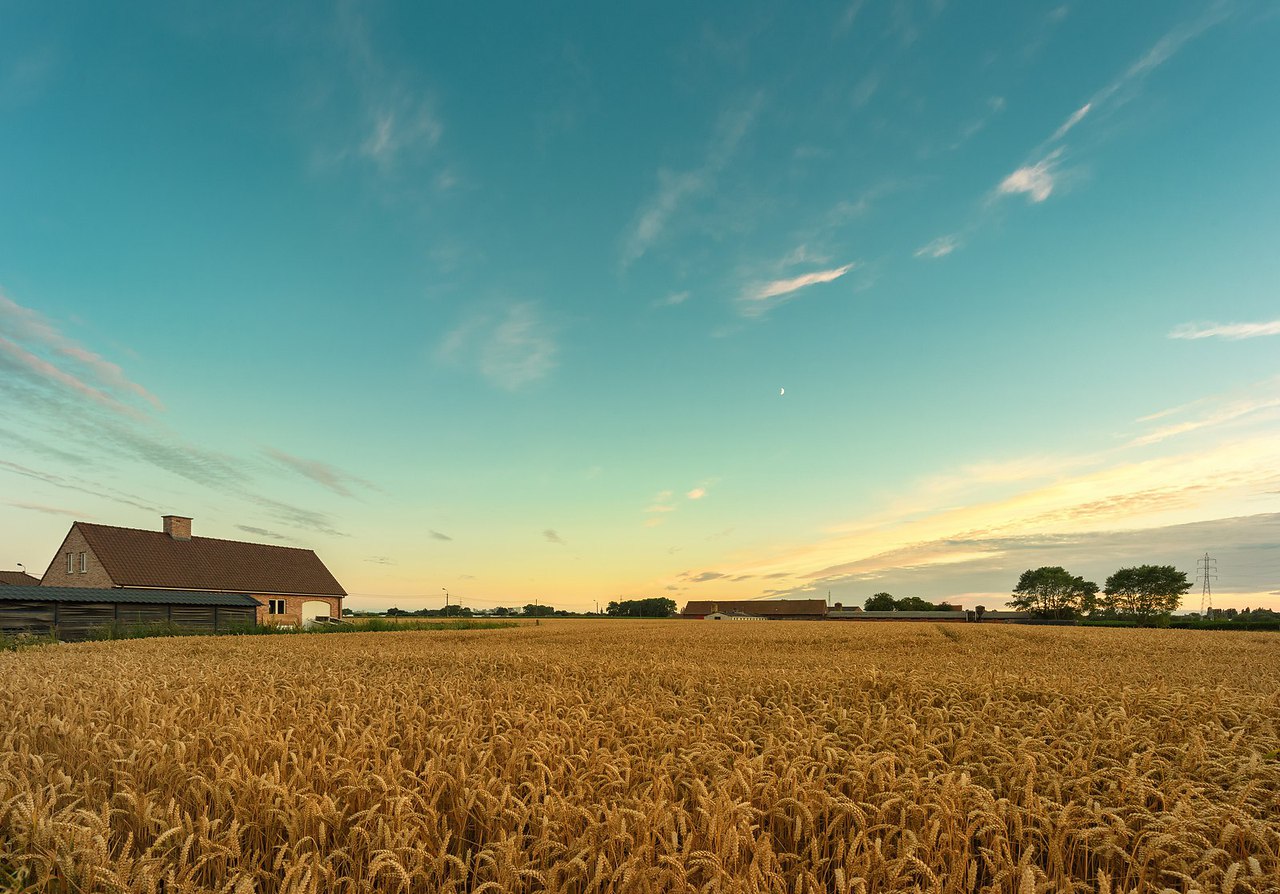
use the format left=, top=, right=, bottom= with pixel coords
left=1, top=587, right=261, bottom=607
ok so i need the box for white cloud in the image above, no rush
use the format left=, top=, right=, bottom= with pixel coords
left=1169, top=320, right=1280, bottom=341
left=998, top=149, right=1063, bottom=203
left=1051, top=102, right=1092, bottom=141
left=914, top=235, right=960, bottom=259
left=686, top=487, right=706, bottom=500
left=741, top=263, right=857, bottom=317
left=621, top=97, right=761, bottom=267
left=439, top=303, right=558, bottom=390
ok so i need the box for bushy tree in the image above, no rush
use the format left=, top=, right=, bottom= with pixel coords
left=1008, top=566, right=1099, bottom=620
left=606, top=597, right=677, bottom=617
left=522, top=603, right=555, bottom=617
left=1103, top=565, right=1190, bottom=624
left=864, top=592, right=896, bottom=611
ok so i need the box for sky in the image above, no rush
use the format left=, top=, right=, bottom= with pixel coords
left=2, top=1, right=1278, bottom=613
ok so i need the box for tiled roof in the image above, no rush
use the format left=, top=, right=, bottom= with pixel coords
left=3, top=586, right=261, bottom=607
left=682, top=599, right=828, bottom=617
left=0, top=570, right=41, bottom=586
left=73, top=522, right=346, bottom=596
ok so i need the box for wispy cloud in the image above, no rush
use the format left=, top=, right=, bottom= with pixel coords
left=364, top=555, right=396, bottom=565
left=654, top=290, right=691, bottom=308
left=740, top=263, right=857, bottom=318
left=438, top=303, right=559, bottom=390
left=1051, top=102, right=1092, bottom=141
left=430, top=530, right=453, bottom=541
left=1, top=291, right=163, bottom=414
left=998, top=149, right=1063, bottom=203
left=543, top=528, right=566, bottom=545
left=1170, top=320, right=1280, bottom=340
left=914, top=234, right=960, bottom=259
left=686, top=487, right=707, bottom=500
left=235, top=524, right=290, bottom=541
left=265, top=447, right=375, bottom=497
left=621, top=96, right=761, bottom=267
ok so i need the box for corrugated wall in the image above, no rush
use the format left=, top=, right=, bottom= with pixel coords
left=2, top=601, right=261, bottom=640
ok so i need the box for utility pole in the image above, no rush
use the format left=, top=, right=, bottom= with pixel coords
left=442, top=587, right=449, bottom=613
left=1197, top=553, right=1217, bottom=616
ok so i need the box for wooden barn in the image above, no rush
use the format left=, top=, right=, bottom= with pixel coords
left=0, top=586, right=261, bottom=641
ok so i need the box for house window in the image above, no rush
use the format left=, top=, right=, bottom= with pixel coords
left=79, top=552, right=87, bottom=573
left=66, top=552, right=73, bottom=574
left=268, top=599, right=286, bottom=615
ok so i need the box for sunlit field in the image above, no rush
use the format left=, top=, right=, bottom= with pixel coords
left=2, top=621, right=1277, bottom=893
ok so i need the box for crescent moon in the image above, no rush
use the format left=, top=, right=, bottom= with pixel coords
left=779, top=387, right=785, bottom=396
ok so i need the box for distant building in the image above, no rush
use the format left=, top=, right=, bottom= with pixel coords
left=681, top=599, right=828, bottom=620
left=828, top=609, right=968, bottom=622
left=705, top=610, right=766, bottom=621
left=38, top=515, right=346, bottom=627
left=0, top=570, right=41, bottom=587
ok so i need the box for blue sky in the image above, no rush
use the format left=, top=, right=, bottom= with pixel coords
left=2, top=1, right=1278, bottom=611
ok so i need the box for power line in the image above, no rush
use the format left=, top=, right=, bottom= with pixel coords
left=1197, top=552, right=1218, bottom=615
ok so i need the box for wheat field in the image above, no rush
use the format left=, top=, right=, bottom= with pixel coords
left=1, top=621, right=1277, bottom=894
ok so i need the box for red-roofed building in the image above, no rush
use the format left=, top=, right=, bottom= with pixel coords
left=0, top=570, right=41, bottom=587
left=681, top=599, right=828, bottom=620
left=40, top=515, right=345, bottom=626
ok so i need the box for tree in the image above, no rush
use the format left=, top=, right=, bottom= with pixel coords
left=864, top=592, right=896, bottom=611
left=1008, top=567, right=1099, bottom=620
left=522, top=603, right=555, bottom=617
left=1103, top=565, right=1190, bottom=624
left=605, top=597, right=677, bottom=617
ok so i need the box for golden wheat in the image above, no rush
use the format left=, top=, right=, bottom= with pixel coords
left=1, top=622, right=1277, bottom=893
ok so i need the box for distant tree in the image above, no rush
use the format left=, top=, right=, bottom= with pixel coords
left=522, top=604, right=555, bottom=617
left=864, top=592, right=897, bottom=611
left=385, top=607, right=409, bottom=617
left=1008, top=567, right=1099, bottom=620
left=975, top=605, right=987, bottom=622
left=1103, top=565, right=1191, bottom=624
left=342, top=608, right=354, bottom=617
left=605, top=597, right=677, bottom=617
left=491, top=606, right=511, bottom=617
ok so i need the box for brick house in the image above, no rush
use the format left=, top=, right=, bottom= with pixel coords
left=40, top=515, right=345, bottom=626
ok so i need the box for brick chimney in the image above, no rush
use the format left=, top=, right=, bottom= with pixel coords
left=162, top=515, right=192, bottom=540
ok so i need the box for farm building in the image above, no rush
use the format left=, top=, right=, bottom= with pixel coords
left=39, top=515, right=346, bottom=627
left=705, top=610, right=766, bottom=621
left=681, top=599, right=828, bottom=620
left=0, top=570, right=41, bottom=587
left=0, top=586, right=260, bottom=641
left=827, top=609, right=968, bottom=622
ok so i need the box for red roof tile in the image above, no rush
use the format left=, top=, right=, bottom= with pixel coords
left=74, top=523, right=346, bottom=596
left=0, top=570, right=41, bottom=586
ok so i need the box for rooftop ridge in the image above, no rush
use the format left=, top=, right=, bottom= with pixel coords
left=75, top=521, right=318, bottom=553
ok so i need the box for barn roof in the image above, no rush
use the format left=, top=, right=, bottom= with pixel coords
left=73, top=522, right=346, bottom=596
left=0, top=570, right=41, bottom=586
left=682, top=599, right=828, bottom=617
left=3, top=586, right=261, bottom=607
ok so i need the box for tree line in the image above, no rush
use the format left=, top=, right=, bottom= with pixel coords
left=861, top=593, right=958, bottom=612
left=1008, top=565, right=1192, bottom=624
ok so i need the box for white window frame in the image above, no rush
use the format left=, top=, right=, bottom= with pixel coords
left=268, top=599, right=286, bottom=615
left=79, top=552, right=87, bottom=573
left=66, top=552, right=74, bottom=574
